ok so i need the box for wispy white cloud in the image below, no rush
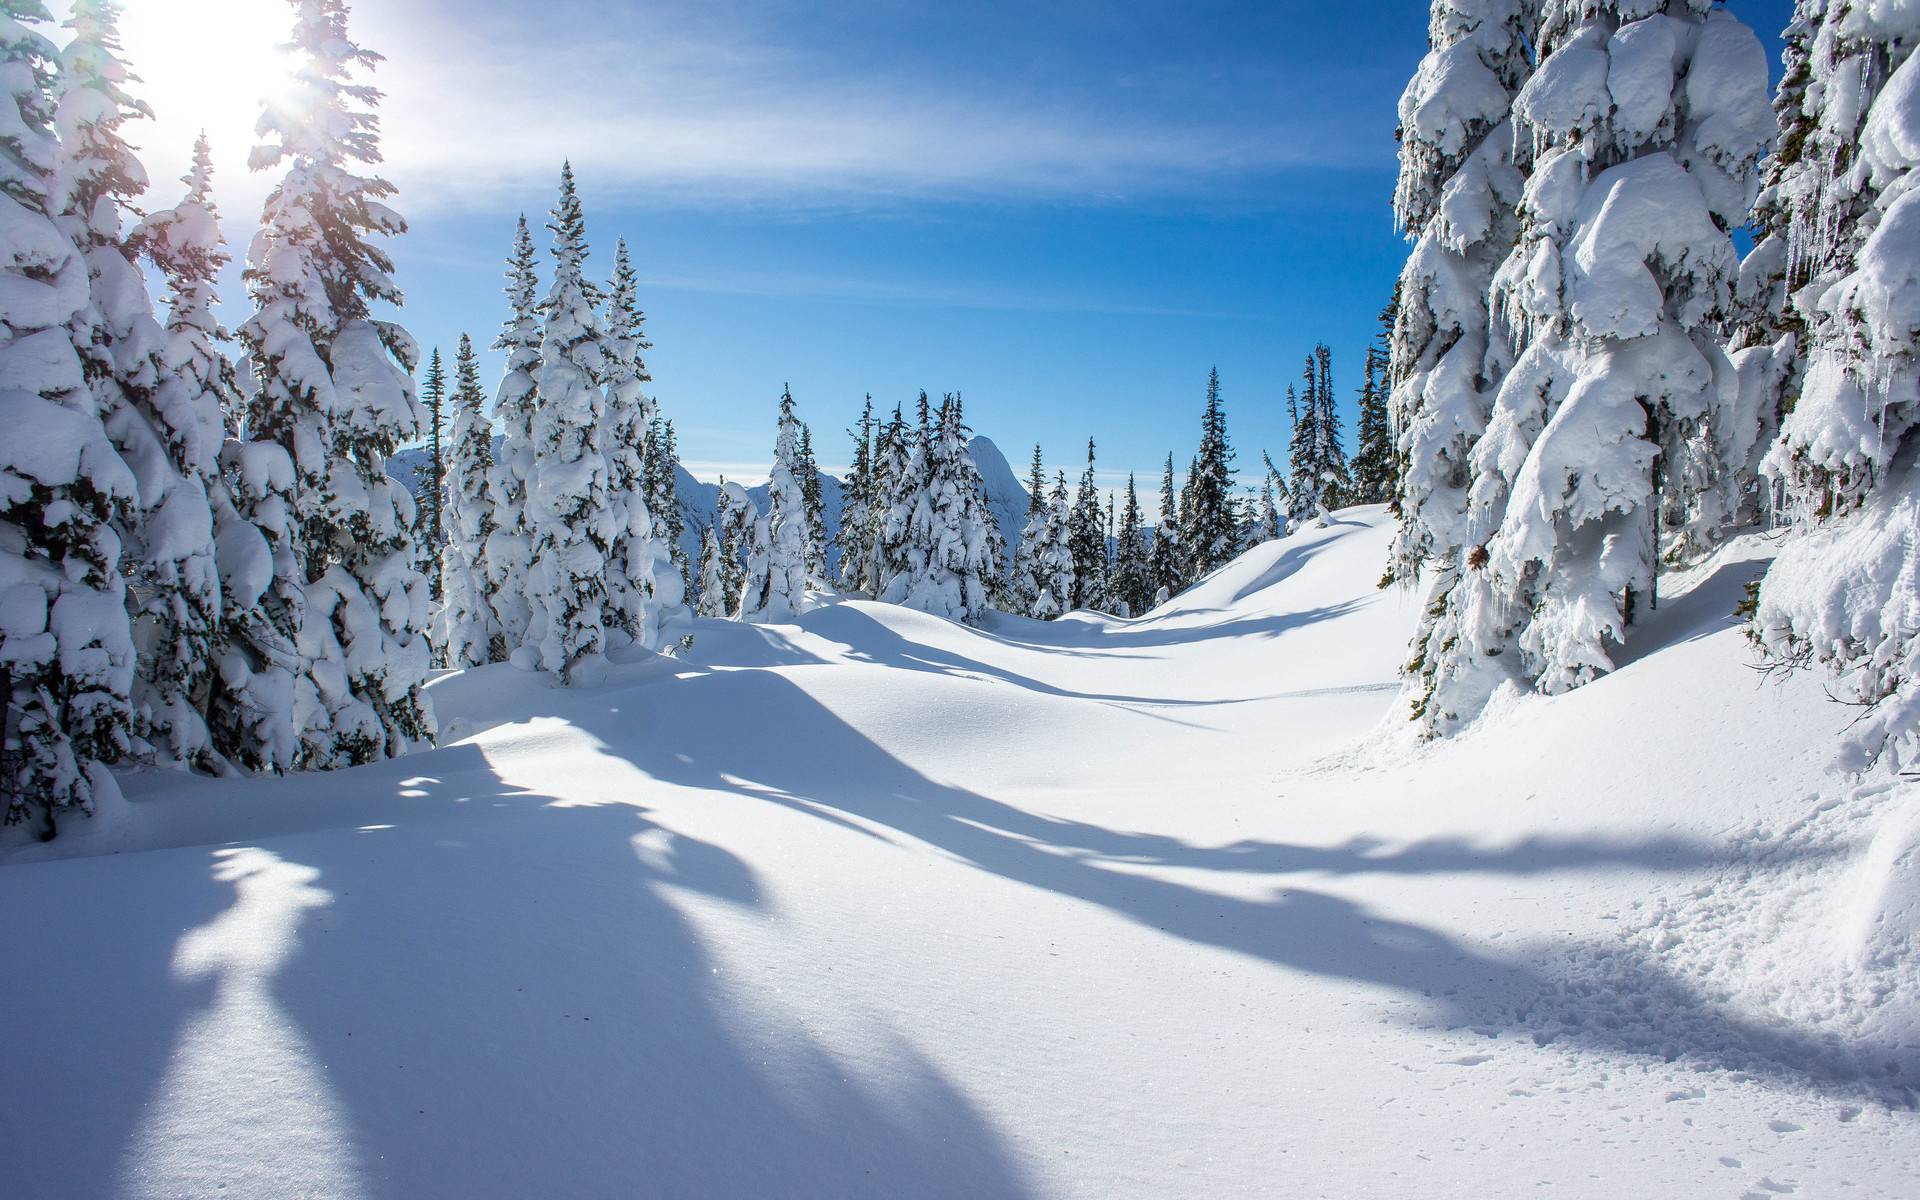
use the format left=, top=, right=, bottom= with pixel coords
left=345, top=2, right=1388, bottom=211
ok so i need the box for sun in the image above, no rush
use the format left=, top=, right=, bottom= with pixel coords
left=88, top=0, right=297, bottom=209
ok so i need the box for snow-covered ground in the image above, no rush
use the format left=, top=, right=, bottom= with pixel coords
left=4, top=507, right=1915, bottom=1198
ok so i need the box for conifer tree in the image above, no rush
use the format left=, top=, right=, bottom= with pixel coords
left=1750, top=4, right=1920, bottom=767
left=57, top=1, right=226, bottom=774
left=1183, top=367, right=1237, bottom=577
left=739, top=386, right=810, bottom=623
left=797, top=421, right=828, bottom=587
left=643, top=416, right=688, bottom=592
left=1403, top=0, right=1774, bottom=733
left=0, top=1, right=137, bottom=829
left=1035, top=472, right=1076, bottom=620
left=134, top=135, right=258, bottom=771
left=1387, top=0, right=1536, bottom=736
left=237, top=0, right=435, bottom=768
left=1286, top=383, right=1318, bottom=528
left=694, top=518, right=728, bottom=618
left=1009, top=444, right=1049, bottom=616
left=1351, top=300, right=1399, bottom=505
left=836, top=397, right=877, bottom=594
left=414, top=347, right=447, bottom=605
left=878, top=395, right=1002, bottom=624
left=872, top=403, right=916, bottom=598
left=1148, top=454, right=1183, bottom=604
left=485, top=215, right=540, bottom=660
left=438, top=334, right=499, bottom=667
left=1069, top=438, right=1107, bottom=612
left=1311, top=344, right=1350, bottom=509
left=599, top=234, right=677, bottom=650
left=1110, top=475, right=1151, bottom=617
left=523, top=162, right=616, bottom=682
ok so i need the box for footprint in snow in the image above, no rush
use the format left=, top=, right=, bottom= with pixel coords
left=1767, top=1120, right=1802, bottom=1133
left=1450, top=1054, right=1494, bottom=1066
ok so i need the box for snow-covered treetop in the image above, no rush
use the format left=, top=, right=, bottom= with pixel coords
left=248, top=0, right=406, bottom=334
left=0, top=3, right=62, bottom=210
left=1395, top=0, right=1534, bottom=237
left=605, top=237, right=650, bottom=384
left=133, top=135, right=228, bottom=346
left=54, top=0, right=148, bottom=248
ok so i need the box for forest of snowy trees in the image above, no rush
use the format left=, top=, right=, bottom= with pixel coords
left=1382, top=0, right=1920, bottom=770
left=5, top=0, right=1919, bottom=835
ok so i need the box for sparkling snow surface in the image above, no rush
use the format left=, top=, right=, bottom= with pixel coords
left=4, top=508, right=1916, bottom=1198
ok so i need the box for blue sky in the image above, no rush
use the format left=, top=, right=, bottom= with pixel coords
left=104, top=0, right=1795, bottom=500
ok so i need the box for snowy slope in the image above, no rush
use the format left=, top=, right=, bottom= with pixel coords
left=2, top=509, right=1915, bottom=1199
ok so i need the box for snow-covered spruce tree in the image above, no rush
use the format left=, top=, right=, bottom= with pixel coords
left=643, top=416, right=688, bottom=593
left=437, top=333, right=498, bottom=667
left=1147, top=454, right=1183, bottom=604
left=0, top=1, right=137, bottom=831
left=132, top=135, right=261, bottom=772
left=1386, top=0, right=1536, bottom=736
left=238, top=0, right=436, bottom=769
left=1751, top=3, right=1920, bottom=768
left=1309, top=345, right=1350, bottom=510
left=1388, top=0, right=1534, bottom=575
left=694, top=518, right=727, bottom=618
left=1035, top=471, right=1076, bottom=620
left=1182, top=367, right=1237, bottom=578
left=599, top=235, right=678, bottom=650
left=1068, top=438, right=1107, bottom=611
left=1111, top=475, right=1151, bottom=617
left=523, top=163, right=617, bottom=682
left=836, top=396, right=876, bottom=594
left=413, top=347, right=446, bottom=606
left=1285, top=384, right=1320, bottom=529
left=739, top=386, right=810, bottom=623
left=484, top=214, right=540, bottom=661
left=1351, top=298, right=1399, bottom=506
left=797, top=422, right=828, bottom=587
left=56, top=5, right=229, bottom=775
left=871, top=402, right=919, bottom=600
left=1008, top=444, right=1049, bottom=616
left=1438, top=2, right=1774, bottom=720
left=878, top=395, right=1002, bottom=624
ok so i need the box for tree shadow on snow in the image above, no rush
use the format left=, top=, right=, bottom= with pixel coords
left=567, top=669, right=1884, bottom=1099
left=5, top=744, right=1040, bottom=1200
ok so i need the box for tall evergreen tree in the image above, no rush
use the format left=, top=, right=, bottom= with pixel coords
left=599, top=234, right=677, bottom=650
left=694, top=517, right=728, bottom=618
left=1405, top=1, right=1774, bottom=734
left=1286, top=377, right=1320, bottom=528
left=1183, top=367, right=1237, bottom=578
left=56, top=6, right=234, bottom=776
left=871, top=403, right=916, bottom=599
left=524, top=162, right=616, bottom=683
left=1148, top=454, right=1183, bottom=604
left=1008, top=444, right=1049, bottom=616
left=836, top=396, right=877, bottom=594
left=414, top=347, right=447, bottom=606
left=134, top=135, right=259, bottom=772
left=484, top=214, right=540, bottom=661
left=238, top=0, right=435, bottom=768
left=739, top=387, right=811, bottom=623
left=438, top=334, right=499, bottom=667
left=1110, top=475, right=1151, bottom=617
left=1069, top=438, right=1106, bottom=612
left=796, top=421, right=828, bottom=587
left=0, top=1, right=137, bottom=830
left=1311, top=344, right=1350, bottom=509
left=642, top=416, right=688, bottom=594
left=1351, top=299, right=1398, bottom=505
left=877, top=395, right=1002, bottom=625
left=1035, top=472, right=1076, bottom=620
left=1750, top=3, right=1920, bottom=767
